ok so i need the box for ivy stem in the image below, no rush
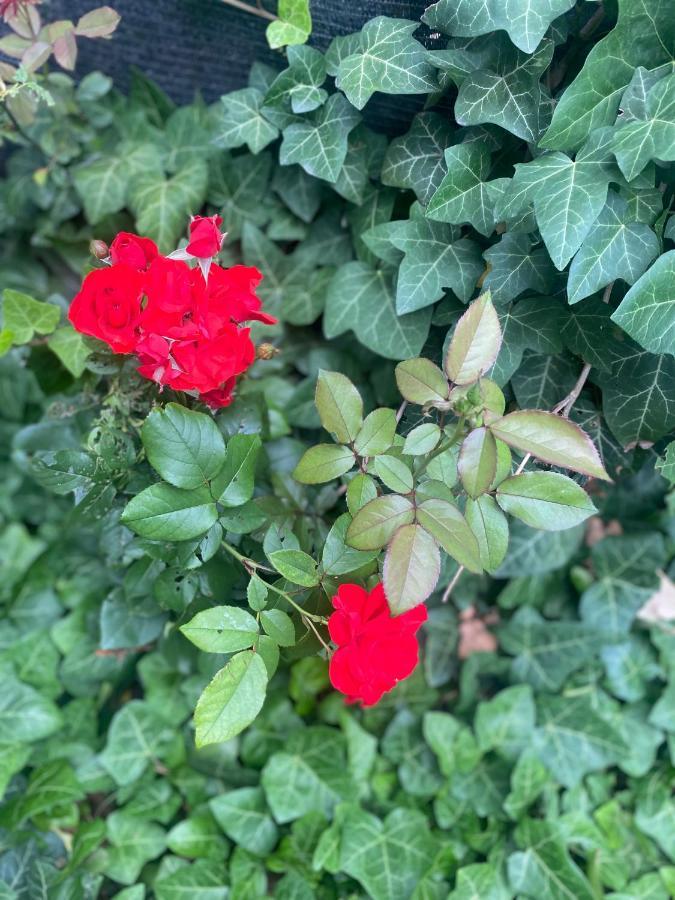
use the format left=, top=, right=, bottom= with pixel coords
left=441, top=565, right=464, bottom=603
left=221, top=540, right=328, bottom=624
left=514, top=361, right=593, bottom=475
left=220, top=0, right=277, bottom=20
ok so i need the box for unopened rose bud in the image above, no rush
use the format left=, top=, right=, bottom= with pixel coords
left=256, top=343, right=278, bottom=360
left=90, top=239, right=109, bottom=260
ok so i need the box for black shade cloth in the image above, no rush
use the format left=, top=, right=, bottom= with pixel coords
left=29, top=0, right=439, bottom=133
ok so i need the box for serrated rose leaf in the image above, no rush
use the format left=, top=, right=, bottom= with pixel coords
left=489, top=410, right=610, bottom=481
left=465, top=495, right=509, bottom=572
left=293, top=444, right=355, bottom=484
left=496, top=472, right=597, bottom=531
left=315, top=370, right=364, bottom=444
left=141, top=403, right=226, bottom=489
left=354, top=408, right=397, bottom=456
left=121, top=484, right=218, bottom=541
left=346, top=494, right=415, bottom=550
left=416, top=498, right=482, bottom=573
left=383, top=524, right=440, bottom=614
left=268, top=549, right=319, bottom=587
left=194, top=651, right=268, bottom=747
left=180, top=606, right=259, bottom=653
left=395, top=357, right=449, bottom=405
left=458, top=427, right=497, bottom=498
left=446, top=292, right=502, bottom=385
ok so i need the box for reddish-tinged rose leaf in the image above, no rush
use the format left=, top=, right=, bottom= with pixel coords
left=465, top=494, right=509, bottom=572
left=21, top=40, right=52, bottom=72
left=416, top=498, right=482, bottom=573
left=75, top=6, right=120, bottom=38
left=489, top=410, right=611, bottom=481
left=315, top=370, right=363, bottom=444
left=445, top=291, right=502, bottom=385
left=496, top=472, right=597, bottom=531
left=346, top=494, right=415, bottom=550
left=395, top=357, right=449, bottom=405
left=293, top=444, right=355, bottom=484
left=458, top=427, right=497, bottom=498
left=384, top=524, right=440, bottom=614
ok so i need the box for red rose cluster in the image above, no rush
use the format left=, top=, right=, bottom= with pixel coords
left=68, top=216, right=276, bottom=408
left=328, top=582, right=427, bottom=706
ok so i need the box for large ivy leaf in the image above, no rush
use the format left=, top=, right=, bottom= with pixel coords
left=598, top=342, right=675, bottom=444
left=449, top=863, right=511, bottom=900
left=532, top=694, right=627, bottom=787
left=499, top=607, right=599, bottom=690
left=262, top=727, right=357, bottom=822
left=483, top=233, right=557, bottom=305
left=164, top=105, right=216, bottom=172
left=279, top=93, right=360, bottom=183
left=208, top=152, right=272, bottom=240
left=324, top=262, right=431, bottom=359
left=508, top=819, right=596, bottom=899
left=568, top=191, right=660, bottom=303
left=266, top=0, right=312, bottom=49
left=264, top=45, right=327, bottom=115
left=210, top=787, right=278, bottom=856
left=611, top=72, right=675, bottom=180
left=489, top=297, right=566, bottom=384
left=213, top=87, right=279, bottom=154
left=454, top=37, right=553, bottom=142
left=542, top=0, right=675, bottom=151
left=2, top=290, right=60, bottom=344
left=383, top=524, right=441, bottom=613
left=612, top=251, right=675, bottom=355
left=427, top=143, right=496, bottom=236
left=498, top=142, right=616, bottom=269
left=381, top=112, right=453, bottom=205
left=99, top=701, right=176, bottom=786
left=129, top=159, right=208, bottom=252
left=335, top=17, right=438, bottom=110
left=0, top=676, right=62, bottom=743
left=384, top=217, right=483, bottom=313
left=337, top=806, right=438, bottom=900
left=104, top=811, right=166, bottom=884
left=423, top=0, right=575, bottom=54
left=561, top=296, right=627, bottom=372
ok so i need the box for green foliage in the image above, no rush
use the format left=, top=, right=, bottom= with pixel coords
left=2, top=0, right=675, bottom=895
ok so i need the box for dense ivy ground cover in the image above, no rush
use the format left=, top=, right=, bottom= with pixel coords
left=1, top=0, right=675, bottom=897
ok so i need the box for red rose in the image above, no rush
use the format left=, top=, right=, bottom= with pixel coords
left=187, top=215, right=224, bottom=258
left=68, top=265, right=144, bottom=353
left=140, top=256, right=201, bottom=339
left=109, top=232, right=158, bottom=270
left=169, top=325, right=255, bottom=394
left=204, top=264, right=277, bottom=326
left=200, top=379, right=238, bottom=409
left=328, top=583, right=427, bottom=706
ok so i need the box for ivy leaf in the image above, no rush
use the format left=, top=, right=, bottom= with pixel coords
left=129, top=159, right=208, bottom=252
left=272, top=164, right=322, bottom=223
left=73, top=155, right=131, bottom=225
left=511, top=352, right=578, bottom=410
left=164, top=105, right=216, bottom=172
left=496, top=472, right=596, bottom=531
left=475, top=684, right=535, bottom=760
left=47, top=327, right=92, bottom=377
left=2, top=290, right=60, bottom=344
left=612, top=72, right=675, bottom=180
left=598, top=343, right=675, bottom=445
left=532, top=694, right=627, bottom=787
left=508, top=819, right=596, bottom=899
left=423, top=0, right=575, bottom=54
left=209, top=153, right=272, bottom=240
left=264, top=45, right=327, bottom=115
left=335, top=17, right=437, bottom=111
left=381, top=112, right=454, bottom=204
left=324, top=262, right=432, bottom=360
left=488, top=410, right=610, bottom=481
left=141, top=403, right=226, bottom=489
left=541, top=0, right=675, bottom=151
left=500, top=607, right=598, bottom=690
left=180, top=606, right=259, bottom=653
left=337, top=806, right=438, bottom=900
left=386, top=217, right=483, bottom=313
left=210, top=787, right=278, bottom=857
left=612, top=251, right=675, bottom=355
left=427, top=143, right=496, bottom=236
left=449, top=863, right=512, bottom=900
left=213, top=87, right=279, bottom=154
left=121, top=484, right=218, bottom=541
left=266, top=0, right=312, bottom=49
left=446, top=292, right=502, bottom=385
left=194, top=650, right=268, bottom=748
left=416, top=499, right=482, bottom=573
left=495, top=521, right=583, bottom=577
left=498, top=145, right=615, bottom=269
left=346, top=495, right=415, bottom=550
left=560, top=296, right=625, bottom=372
left=315, top=370, right=363, bottom=444
left=100, top=701, right=176, bottom=786
left=454, top=38, right=553, bottom=142
left=483, top=233, right=557, bottom=304
left=490, top=297, right=566, bottom=384
left=383, top=523, right=440, bottom=613
left=242, top=222, right=314, bottom=319
left=568, top=191, right=660, bottom=304
left=103, top=811, right=166, bottom=884
left=465, top=495, right=509, bottom=572
left=279, top=93, right=360, bottom=183
left=0, top=677, right=62, bottom=743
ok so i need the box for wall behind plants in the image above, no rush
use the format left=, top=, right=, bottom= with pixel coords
left=1, top=0, right=675, bottom=897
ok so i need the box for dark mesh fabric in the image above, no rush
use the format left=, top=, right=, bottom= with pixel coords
left=16, top=0, right=441, bottom=134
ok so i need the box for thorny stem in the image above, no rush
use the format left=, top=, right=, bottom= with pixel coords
left=221, top=540, right=328, bottom=624
left=303, top=614, right=332, bottom=653
left=441, top=565, right=464, bottom=604
left=395, top=399, right=408, bottom=423
left=415, top=416, right=465, bottom=478
left=220, top=0, right=277, bottom=20
left=515, top=361, right=594, bottom=476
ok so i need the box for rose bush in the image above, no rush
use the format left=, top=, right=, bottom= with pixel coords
left=1, top=0, right=675, bottom=897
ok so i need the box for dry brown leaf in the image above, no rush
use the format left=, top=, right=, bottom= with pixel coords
left=585, top=516, right=623, bottom=547
left=637, top=571, right=675, bottom=624
left=458, top=605, right=498, bottom=658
